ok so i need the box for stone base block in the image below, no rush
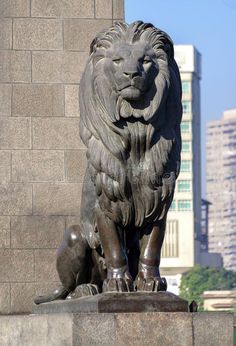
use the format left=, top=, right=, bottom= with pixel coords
left=0, top=311, right=233, bottom=346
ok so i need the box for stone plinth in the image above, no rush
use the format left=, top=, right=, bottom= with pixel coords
left=0, top=312, right=233, bottom=346
left=33, top=291, right=189, bottom=314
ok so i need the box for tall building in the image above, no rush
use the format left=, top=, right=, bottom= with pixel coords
left=161, top=46, right=221, bottom=289
left=201, top=198, right=211, bottom=252
left=206, top=109, right=236, bottom=271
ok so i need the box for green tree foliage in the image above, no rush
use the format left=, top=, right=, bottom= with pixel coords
left=179, top=265, right=236, bottom=310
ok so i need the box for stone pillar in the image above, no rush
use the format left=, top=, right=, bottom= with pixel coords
left=0, top=0, right=124, bottom=314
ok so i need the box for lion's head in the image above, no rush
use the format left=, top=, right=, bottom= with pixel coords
left=80, top=21, right=181, bottom=147
left=91, top=28, right=161, bottom=103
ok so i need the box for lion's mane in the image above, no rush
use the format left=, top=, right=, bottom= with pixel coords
left=79, top=21, right=182, bottom=228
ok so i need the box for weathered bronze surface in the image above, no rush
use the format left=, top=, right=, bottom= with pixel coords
left=35, top=21, right=182, bottom=304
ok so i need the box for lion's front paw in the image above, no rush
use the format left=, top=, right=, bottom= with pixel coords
left=103, top=278, right=134, bottom=292
left=66, top=284, right=99, bottom=300
left=136, top=277, right=167, bottom=292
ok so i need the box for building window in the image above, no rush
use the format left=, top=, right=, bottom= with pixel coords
left=178, top=200, right=192, bottom=211
left=182, top=101, right=191, bottom=114
left=162, top=220, right=179, bottom=257
left=169, top=200, right=176, bottom=211
left=182, top=140, right=191, bottom=152
left=180, top=160, right=191, bottom=172
left=177, top=180, right=191, bottom=192
left=181, top=121, right=191, bottom=133
left=182, top=81, right=190, bottom=94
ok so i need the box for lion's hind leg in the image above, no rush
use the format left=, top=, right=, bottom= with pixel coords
left=34, top=225, right=90, bottom=304
left=66, top=283, right=99, bottom=299
left=57, top=225, right=97, bottom=290
left=34, top=285, right=69, bottom=305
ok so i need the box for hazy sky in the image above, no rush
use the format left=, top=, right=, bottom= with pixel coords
left=125, top=0, right=236, bottom=196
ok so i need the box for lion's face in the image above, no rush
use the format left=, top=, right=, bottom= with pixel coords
left=96, top=41, right=158, bottom=101
left=81, top=21, right=181, bottom=127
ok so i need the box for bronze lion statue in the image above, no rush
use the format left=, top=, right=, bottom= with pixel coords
left=35, top=21, right=182, bottom=303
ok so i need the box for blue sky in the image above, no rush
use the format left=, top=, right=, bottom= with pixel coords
left=125, top=0, right=236, bottom=196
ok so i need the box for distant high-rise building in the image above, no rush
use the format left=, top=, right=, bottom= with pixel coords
left=161, top=46, right=222, bottom=291
left=206, top=109, right=236, bottom=271
left=201, top=199, right=211, bottom=252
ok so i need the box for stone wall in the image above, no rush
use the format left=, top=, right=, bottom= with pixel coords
left=0, top=0, right=124, bottom=314
left=0, top=312, right=234, bottom=345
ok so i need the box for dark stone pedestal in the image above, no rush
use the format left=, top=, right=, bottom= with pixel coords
left=33, top=291, right=188, bottom=314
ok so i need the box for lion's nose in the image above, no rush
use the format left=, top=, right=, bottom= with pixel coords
left=123, top=61, right=140, bottom=79
left=123, top=71, right=139, bottom=79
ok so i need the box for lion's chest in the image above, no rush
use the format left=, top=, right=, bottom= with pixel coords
left=124, top=121, right=153, bottom=179
left=92, top=121, right=164, bottom=227
left=120, top=122, right=161, bottom=224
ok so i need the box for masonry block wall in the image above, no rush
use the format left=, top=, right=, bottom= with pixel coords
left=0, top=0, right=124, bottom=314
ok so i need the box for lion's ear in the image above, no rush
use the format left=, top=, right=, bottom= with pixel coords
left=165, top=42, right=174, bottom=60
left=89, top=32, right=105, bottom=54
left=89, top=37, right=98, bottom=55
left=157, top=34, right=174, bottom=61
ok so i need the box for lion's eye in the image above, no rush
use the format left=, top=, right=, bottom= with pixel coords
left=112, top=58, right=122, bottom=64
left=143, top=57, right=152, bottom=64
